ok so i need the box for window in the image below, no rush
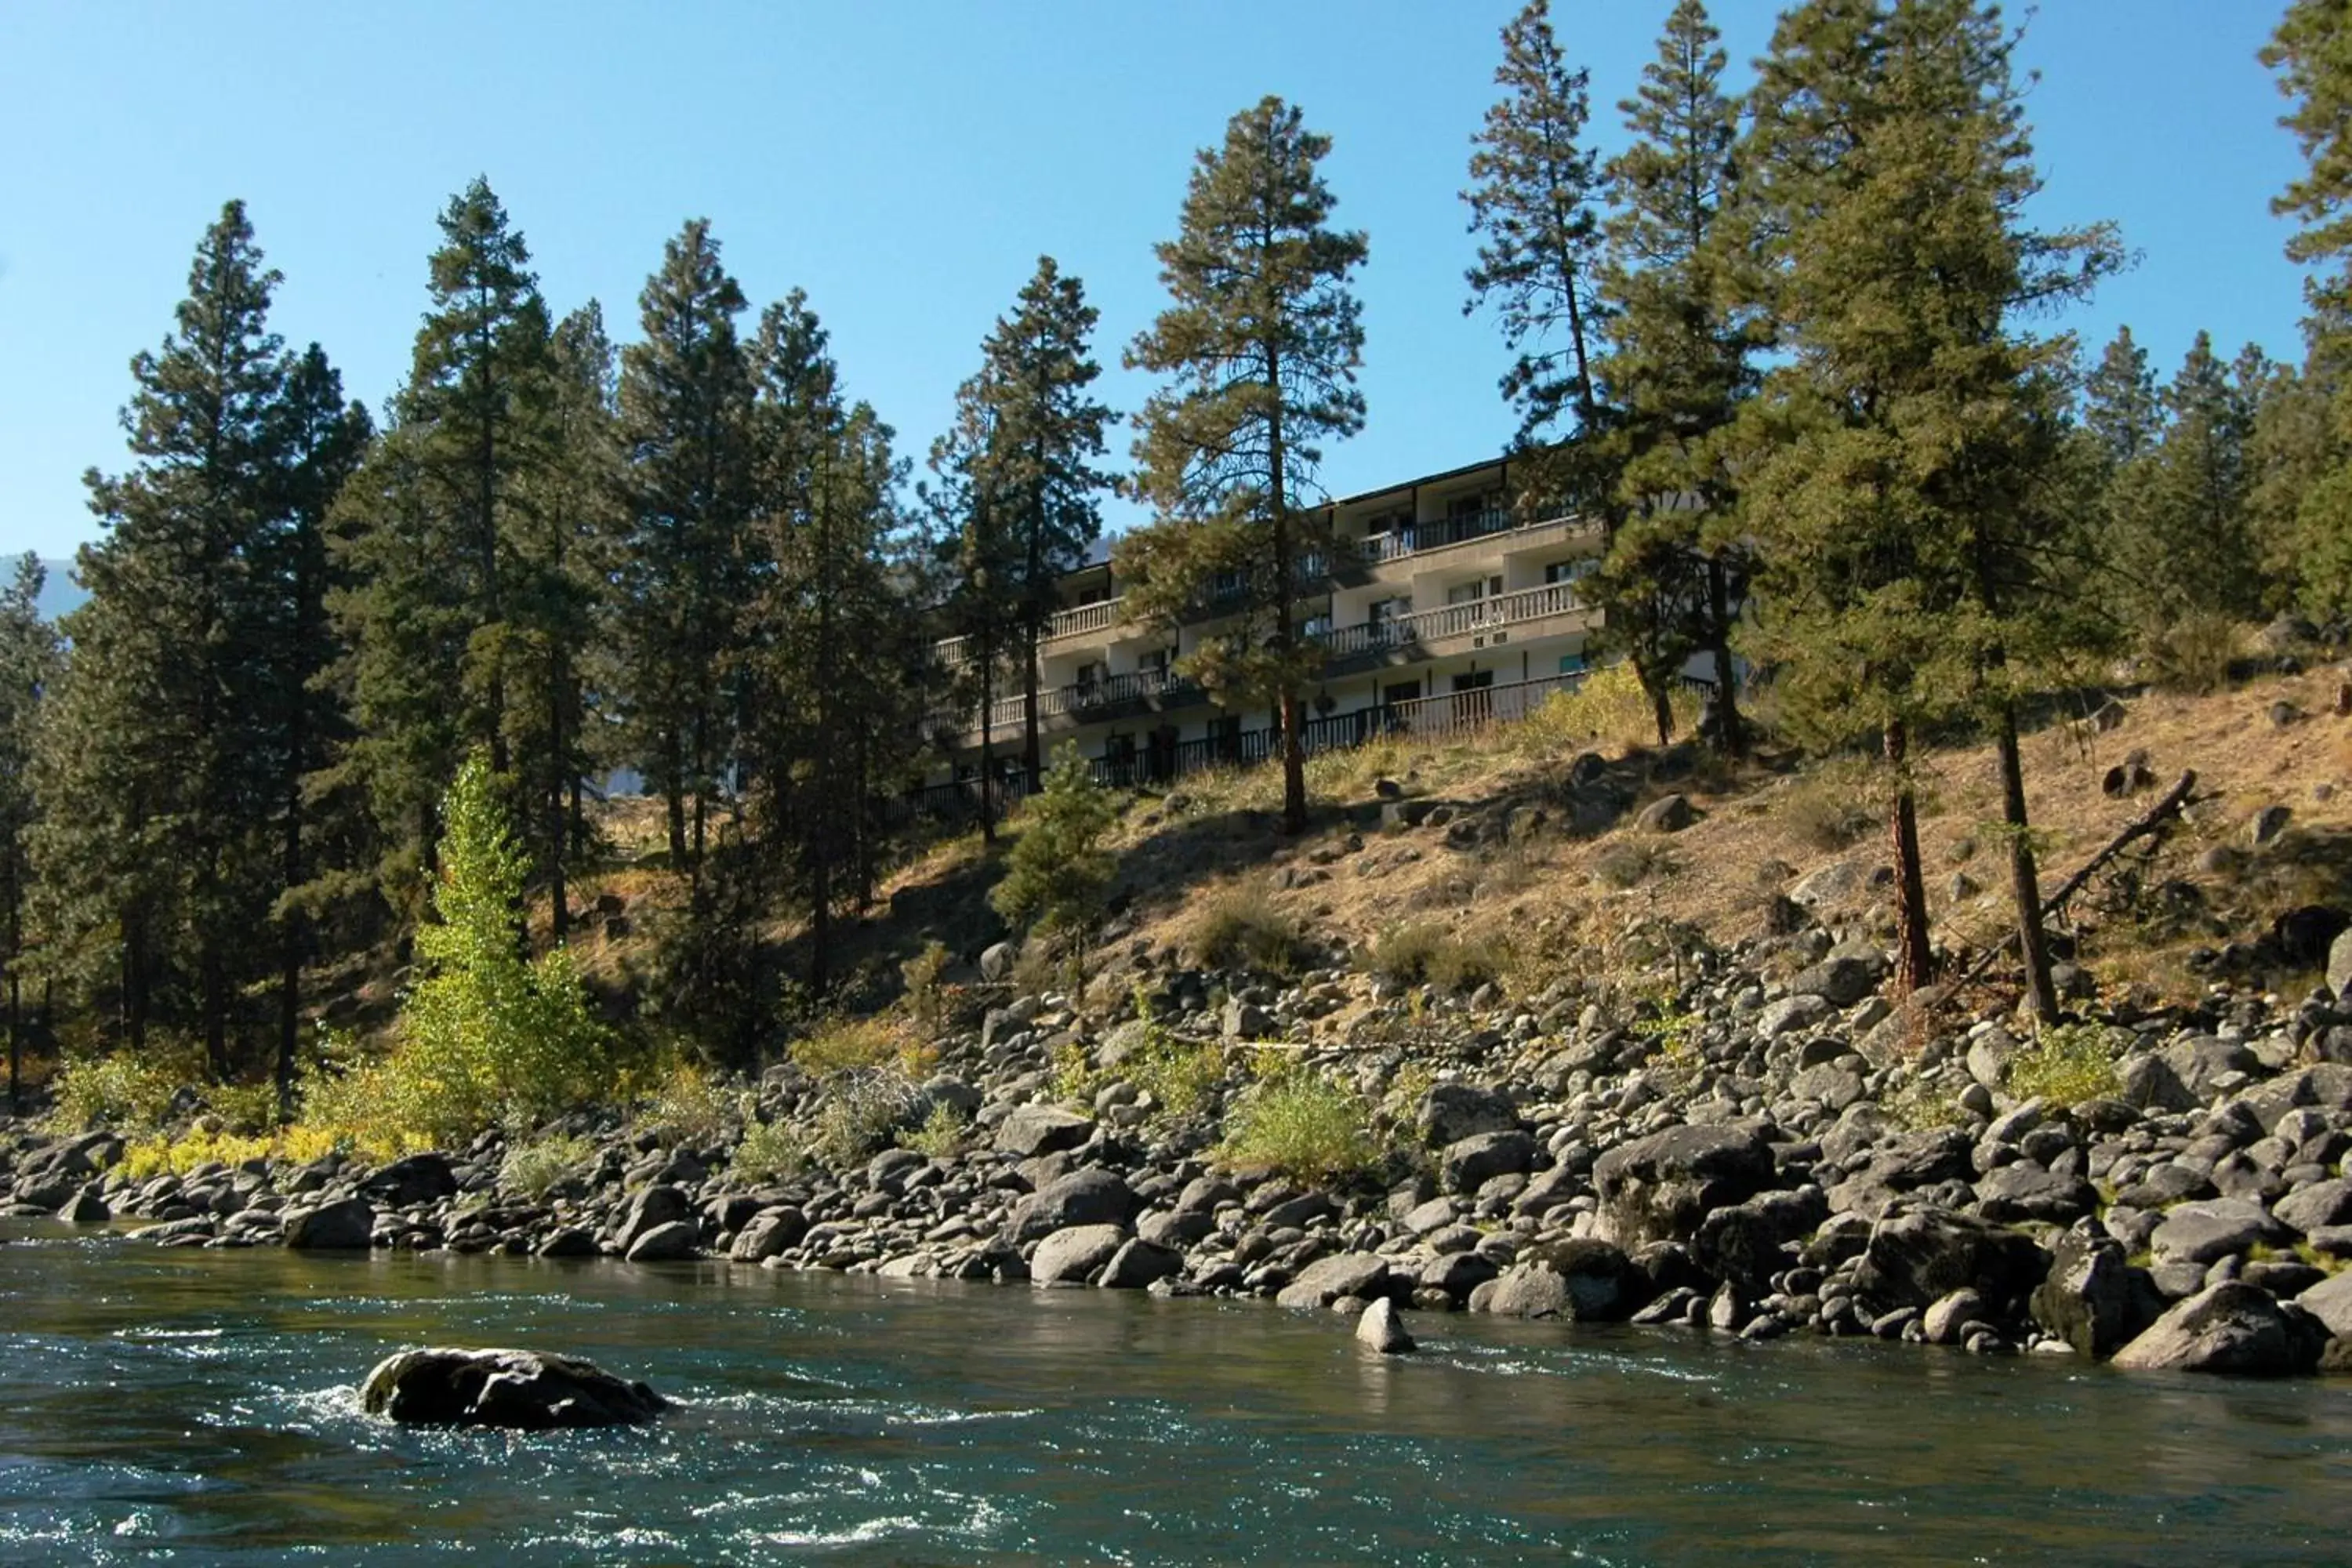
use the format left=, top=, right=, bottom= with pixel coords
left=1544, top=557, right=1596, bottom=586
left=1369, top=595, right=1409, bottom=623
left=1445, top=579, right=1486, bottom=606
left=1559, top=652, right=1588, bottom=675
left=1301, top=613, right=1331, bottom=641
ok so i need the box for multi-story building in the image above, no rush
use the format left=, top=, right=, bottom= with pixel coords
left=916, top=453, right=1651, bottom=813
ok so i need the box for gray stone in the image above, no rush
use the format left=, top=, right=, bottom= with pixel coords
left=1966, top=1029, right=2016, bottom=1091
left=56, top=1186, right=110, bottom=1225
left=1592, top=1125, right=1774, bottom=1250
left=1508, top=1237, right=1643, bottom=1321
left=1098, top=1238, right=1181, bottom=1290
left=994, top=1104, right=1095, bottom=1159
left=1789, top=858, right=1868, bottom=909
left=1006, top=1167, right=1136, bottom=1243
left=1693, top=1188, right=1828, bottom=1291
left=2030, top=1231, right=2162, bottom=1360
left=1759, top=994, right=1833, bottom=1040
left=979, top=942, right=1017, bottom=982
left=1030, top=1224, right=1127, bottom=1286
left=1276, top=1252, right=1390, bottom=1309
left=1439, top=1130, right=1537, bottom=1194
left=2275, top=1179, right=2352, bottom=1236
left=2111, top=1282, right=2326, bottom=1375
left=2148, top=1198, right=2288, bottom=1267
left=2250, top=804, right=2293, bottom=848
left=1854, top=1204, right=2050, bottom=1317
left=361, top=1347, right=667, bottom=1428
left=2328, top=927, right=2352, bottom=999
left=727, top=1206, right=808, bottom=1262
left=1639, top=793, right=1695, bottom=833
left=1482, top=1267, right=1572, bottom=1319
left=1974, top=1161, right=2099, bottom=1225
left=624, top=1220, right=700, bottom=1263
left=614, top=1185, right=690, bottom=1256
left=359, top=1152, right=457, bottom=1208
left=2296, top=1270, right=2352, bottom=1338
left=1355, top=1297, right=1415, bottom=1353
left=284, top=1197, right=375, bottom=1251
left=1415, top=1082, right=1518, bottom=1146
left=1788, top=1062, right=1865, bottom=1109
left=1923, top=1288, right=1986, bottom=1345
left=1791, top=953, right=1882, bottom=1007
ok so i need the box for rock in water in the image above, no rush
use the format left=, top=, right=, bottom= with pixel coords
left=361, top=1348, right=669, bottom=1429
left=2109, top=1283, right=2326, bottom=1377
left=1356, top=1298, right=1415, bottom=1354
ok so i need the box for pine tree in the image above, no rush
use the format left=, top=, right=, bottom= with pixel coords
left=990, top=742, right=1117, bottom=986
left=328, top=178, right=555, bottom=917
left=2107, top=332, right=2266, bottom=633
left=1734, top=0, right=2121, bottom=1011
left=40, top=200, right=298, bottom=1072
left=615, top=220, right=753, bottom=880
left=924, top=376, right=1014, bottom=840
left=2080, top=325, right=2162, bottom=469
left=1587, top=0, right=1756, bottom=752
left=984, top=258, right=1113, bottom=793
left=1464, top=0, right=1608, bottom=441
left=0, top=557, right=59, bottom=1109
left=256, top=345, right=372, bottom=1108
left=1123, top=96, right=1368, bottom=836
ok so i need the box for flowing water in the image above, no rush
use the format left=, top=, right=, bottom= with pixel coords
left=2, top=1221, right=2347, bottom=1566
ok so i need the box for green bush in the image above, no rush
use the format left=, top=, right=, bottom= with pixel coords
left=791, top=1017, right=927, bottom=1082
left=732, top=1116, right=806, bottom=1181
left=1185, top=884, right=1312, bottom=975
left=992, top=744, right=1119, bottom=983
left=2008, top=1023, right=2123, bottom=1108
left=332, top=752, right=609, bottom=1148
left=901, top=940, right=955, bottom=1033
left=1593, top=839, right=1670, bottom=888
left=1213, top=1060, right=1381, bottom=1185
left=642, top=1062, right=739, bottom=1148
left=1780, top=755, right=1883, bottom=851
left=809, top=1069, right=924, bottom=1167
left=896, top=1101, right=969, bottom=1159
left=1363, top=921, right=1499, bottom=993
left=45, top=1047, right=193, bottom=1136
left=1120, top=1025, right=1228, bottom=1121
left=500, top=1133, right=597, bottom=1199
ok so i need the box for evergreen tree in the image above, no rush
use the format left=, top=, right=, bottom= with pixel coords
left=256, top=345, right=372, bottom=1108
left=615, top=220, right=753, bottom=879
left=2106, top=332, right=2266, bottom=632
left=1464, top=0, right=1608, bottom=440
left=328, top=178, right=554, bottom=918
left=924, top=376, right=1014, bottom=841
left=2080, top=325, right=2161, bottom=469
left=0, top=557, right=59, bottom=1109
left=990, top=742, right=1117, bottom=986
left=1733, top=0, right=2121, bottom=1011
left=1587, top=0, right=1756, bottom=752
left=984, top=258, right=1113, bottom=792
left=1123, top=96, right=1368, bottom=836
left=39, top=201, right=298, bottom=1072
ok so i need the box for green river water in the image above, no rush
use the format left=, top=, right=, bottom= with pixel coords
left=1, top=1221, right=2347, bottom=1565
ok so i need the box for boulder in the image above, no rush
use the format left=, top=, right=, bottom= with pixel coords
left=624, top=1220, right=701, bottom=1263
left=1098, top=1238, right=1181, bottom=1290
left=1789, top=859, right=1868, bottom=909
left=2329, top=927, right=2352, bottom=1000
left=1791, top=953, right=1882, bottom=1008
left=1853, top=1205, right=2049, bottom=1318
left=2275, top=1179, right=2352, bottom=1236
left=1355, top=1298, right=1415, bottom=1354
left=2111, top=1283, right=2327, bottom=1376
left=1439, top=1130, right=1537, bottom=1194
left=978, top=942, right=1017, bottom=983
left=1006, top=1167, right=1136, bottom=1243
left=284, top=1197, right=376, bottom=1251
left=56, top=1186, right=111, bottom=1225
left=994, top=1104, right=1095, bottom=1159
left=2295, top=1270, right=2352, bottom=1339
left=361, top=1347, right=668, bottom=1428
left=1693, top=1187, right=1828, bottom=1290
left=2147, top=1197, right=2288, bottom=1267
left=1415, top=1083, right=1518, bottom=1147
left=727, top=1206, right=808, bottom=1262
left=1758, top=994, right=1832, bottom=1040
left=1276, top=1252, right=1391, bottom=1310
left=360, top=1152, right=457, bottom=1208
left=1491, top=1238, right=1643, bottom=1321
left=614, top=1185, right=690, bottom=1256
left=2238, top=1064, right=2352, bottom=1132
left=1592, top=1125, right=1774, bottom=1250
left=2029, top=1231, right=2163, bottom=1359
left=1638, top=793, right=1695, bottom=833
left=1030, top=1224, right=1127, bottom=1287
left=1973, top=1162, right=2099, bottom=1225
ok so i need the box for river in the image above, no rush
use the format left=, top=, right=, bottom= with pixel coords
left=1, top=1222, right=2347, bottom=1565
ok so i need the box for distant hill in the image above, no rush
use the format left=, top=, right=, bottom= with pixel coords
left=27, top=559, right=85, bottom=624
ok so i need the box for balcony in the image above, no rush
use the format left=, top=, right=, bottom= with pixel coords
left=938, top=663, right=1203, bottom=739
left=935, top=596, right=1127, bottom=668
left=1354, top=509, right=1581, bottom=565
left=1318, top=579, right=1591, bottom=663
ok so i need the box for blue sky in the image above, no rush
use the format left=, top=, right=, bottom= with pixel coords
left=0, top=1, right=2315, bottom=569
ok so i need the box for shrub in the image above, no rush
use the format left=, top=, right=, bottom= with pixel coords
left=205, top=1080, right=285, bottom=1136
left=896, top=1100, right=969, bottom=1159
left=641, top=1062, right=739, bottom=1149
left=500, top=1133, right=597, bottom=1199
left=45, top=1048, right=191, bottom=1136
left=1213, top=1058, right=1381, bottom=1185
left=2008, top=1022, right=2123, bottom=1108
left=1594, top=838, right=1671, bottom=888
left=1363, top=921, right=1500, bottom=993
left=1185, top=884, right=1312, bottom=975
left=1120, top=1025, right=1228, bottom=1121
left=901, top=940, right=955, bottom=1034
left=1780, top=755, right=1883, bottom=851
left=792, top=1017, right=929, bottom=1083
left=731, top=1116, right=806, bottom=1181
left=2145, top=613, right=2242, bottom=695
left=809, top=1069, right=924, bottom=1167
left=330, top=752, right=610, bottom=1149
left=1511, top=662, right=1698, bottom=757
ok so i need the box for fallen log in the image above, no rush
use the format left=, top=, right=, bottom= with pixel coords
left=1947, top=770, right=2199, bottom=994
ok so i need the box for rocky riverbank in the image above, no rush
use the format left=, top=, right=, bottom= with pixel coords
left=9, top=921, right=2352, bottom=1381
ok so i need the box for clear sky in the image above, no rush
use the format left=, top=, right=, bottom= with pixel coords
left=0, top=1, right=2316, bottom=566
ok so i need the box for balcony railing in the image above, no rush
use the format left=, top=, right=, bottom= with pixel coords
left=1318, top=579, right=1587, bottom=659
left=1356, top=508, right=1573, bottom=563
left=946, top=663, right=1200, bottom=735
left=935, top=596, right=1128, bottom=667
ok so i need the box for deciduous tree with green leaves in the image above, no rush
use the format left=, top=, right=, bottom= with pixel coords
left=1123, top=96, right=1367, bottom=836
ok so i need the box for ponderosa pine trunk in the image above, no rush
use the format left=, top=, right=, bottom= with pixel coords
left=1997, top=702, right=2061, bottom=1021
left=1885, top=717, right=1934, bottom=994
left=1704, top=556, right=1744, bottom=757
